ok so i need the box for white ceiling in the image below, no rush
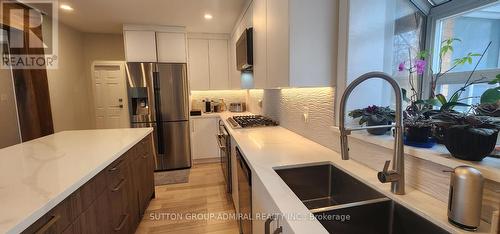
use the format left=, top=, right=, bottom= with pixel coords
left=54, top=0, right=247, bottom=34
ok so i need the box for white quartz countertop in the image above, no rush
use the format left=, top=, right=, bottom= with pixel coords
left=215, top=112, right=493, bottom=234
left=0, top=128, right=153, bottom=234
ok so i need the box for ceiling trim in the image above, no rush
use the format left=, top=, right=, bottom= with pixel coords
left=123, top=24, right=186, bottom=33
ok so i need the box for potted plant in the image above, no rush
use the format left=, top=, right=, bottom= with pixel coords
left=348, top=105, right=395, bottom=135
left=432, top=112, right=500, bottom=161
left=398, top=38, right=491, bottom=146
left=475, top=74, right=500, bottom=117
left=403, top=103, right=435, bottom=147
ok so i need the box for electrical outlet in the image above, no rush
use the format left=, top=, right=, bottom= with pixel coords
left=303, top=106, right=309, bottom=123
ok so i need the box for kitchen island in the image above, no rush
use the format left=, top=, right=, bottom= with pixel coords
left=0, top=128, right=154, bottom=234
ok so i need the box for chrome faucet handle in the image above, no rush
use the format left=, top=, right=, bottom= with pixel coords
left=378, top=160, right=399, bottom=184
left=382, top=160, right=391, bottom=173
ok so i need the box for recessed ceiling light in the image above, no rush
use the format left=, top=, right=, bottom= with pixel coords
left=204, top=14, right=213, bottom=20
left=60, top=4, right=74, bottom=11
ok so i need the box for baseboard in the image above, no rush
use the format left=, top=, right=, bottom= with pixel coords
left=193, top=157, right=221, bottom=164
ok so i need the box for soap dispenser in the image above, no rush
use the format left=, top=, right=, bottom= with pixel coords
left=448, top=166, right=484, bottom=231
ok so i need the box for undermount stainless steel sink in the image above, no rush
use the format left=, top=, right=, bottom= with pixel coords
left=275, top=164, right=385, bottom=209
left=275, top=164, right=449, bottom=234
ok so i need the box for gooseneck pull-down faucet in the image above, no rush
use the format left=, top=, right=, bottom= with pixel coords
left=339, top=72, right=405, bottom=195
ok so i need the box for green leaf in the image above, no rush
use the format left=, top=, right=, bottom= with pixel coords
left=417, top=50, right=429, bottom=59
left=497, top=74, right=500, bottom=79
left=359, top=116, right=369, bottom=125
left=481, top=87, right=500, bottom=104
left=436, top=94, right=447, bottom=105
left=449, top=92, right=460, bottom=103
left=426, top=98, right=441, bottom=107
left=440, top=102, right=469, bottom=111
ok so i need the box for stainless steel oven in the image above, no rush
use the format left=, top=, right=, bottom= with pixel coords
left=217, top=120, right=231, bottom=193
left=236, top=147, right=252, bottom=234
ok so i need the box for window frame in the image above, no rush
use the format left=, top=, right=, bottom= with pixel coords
left=423, top=0, right=500, bottom=97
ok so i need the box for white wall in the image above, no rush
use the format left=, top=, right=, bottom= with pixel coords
left=44, top=19, right=93, bottom=132
left=42, top=19, right=126, bottom=132
left=346, top=0, right=395, bottom=112
left=0, top=55, right=21, bottom=148
left=82, top=33, right=126, bottom=128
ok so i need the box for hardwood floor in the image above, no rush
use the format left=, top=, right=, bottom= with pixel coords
left=136, top=163, right=239, bottom=234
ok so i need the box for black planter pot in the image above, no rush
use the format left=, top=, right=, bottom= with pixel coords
left=433, top=123, right=451, bottom=144
left=366, top=119, right=391, bottom=135
left=406, top=125, right=432, bottom=142
left=444, top=126, right=499, bottom=161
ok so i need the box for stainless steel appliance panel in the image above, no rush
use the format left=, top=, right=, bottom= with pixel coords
left=156, top=63, right=189, bottom=122
left=156, top=121, right=191, bottom=170
left=237, top=147, right=252, bottom=234
left=217, top=120, right=231, bottom=193
left=126, top=62, right=156, bottom=123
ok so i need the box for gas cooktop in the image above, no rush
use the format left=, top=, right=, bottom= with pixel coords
left=227, top=115, right=279, bottom=128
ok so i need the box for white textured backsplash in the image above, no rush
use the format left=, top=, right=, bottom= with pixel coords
left=190, top=90, right=247, bottom=110
left=247, top=88, right=337, bottom=150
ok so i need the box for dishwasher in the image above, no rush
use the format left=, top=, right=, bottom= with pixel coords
left=236, top=147, right=252, bottom=234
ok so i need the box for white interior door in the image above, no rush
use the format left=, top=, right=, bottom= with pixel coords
left=92, top=61, right=130, bottom=129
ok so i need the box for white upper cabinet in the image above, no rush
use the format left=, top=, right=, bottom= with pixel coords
left=123, top=25, right=187, bottom=63
left=188, top=39, right=210, bottom=90
left=266, top=0, right=289, bottom=88
left=209, top=40, right=230, bottom=90
left=187, top=34, right=230, bottom=91
left=228, top=33, right=240, bottom=89
left=242, top=0, right=336, bottom=88
left=124, top=30, right=157, bottom=62
left=252, top=0, right=267, bottom=89
left=288, top=0, right=336, bottom=87
left=156, top=32, right=187, bottom=63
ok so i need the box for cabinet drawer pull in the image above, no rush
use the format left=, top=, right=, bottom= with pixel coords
left=142, top=153, right=149, bottom=159
left=35, top=214, right=60, bottom=234
left=112, top=178, right=126, bottom=192
left=113, top=214, right=129, bottom=232
left=265, top=214, right=282, bottom=234
left=108, top=160, right=124, bottom=172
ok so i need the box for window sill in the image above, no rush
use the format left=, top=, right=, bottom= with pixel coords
left=333, top=127, right=500, bottom=183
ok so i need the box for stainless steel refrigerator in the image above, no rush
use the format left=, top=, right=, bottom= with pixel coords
left=126, top=62, right=191, bottom=171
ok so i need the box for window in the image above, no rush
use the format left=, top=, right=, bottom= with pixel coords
left=431, top=2, right=500, bottom=109
left=346, top=0, right=426, bottom=113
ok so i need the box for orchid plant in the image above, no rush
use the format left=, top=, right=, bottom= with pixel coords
left=399, top=38, right=491, bottom=113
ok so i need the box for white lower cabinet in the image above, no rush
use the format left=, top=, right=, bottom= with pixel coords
left=252, top=174, right=292, bottom=234
left=190, top=118, right=220, bottom=160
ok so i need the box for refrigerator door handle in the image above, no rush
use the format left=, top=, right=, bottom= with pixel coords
left=153, top=71, right=165, bottom=155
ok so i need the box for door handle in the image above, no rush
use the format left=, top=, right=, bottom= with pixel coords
left=111, top=104, right=124, bottom=108
left=265, top=214, right=282, bottom=234
left=216, top=134, right=226, bottom=149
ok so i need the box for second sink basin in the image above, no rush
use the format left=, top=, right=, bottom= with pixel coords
left=275, top=163, right=385, bottom=209
left=274, top=163, right=449, bottom=234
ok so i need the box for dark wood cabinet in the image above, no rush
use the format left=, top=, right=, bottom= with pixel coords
left=23, top=134, right=155, bottom=234
left=132, top=136, right=156, bottom=219
left=61, top=191, right=110, bottom=234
